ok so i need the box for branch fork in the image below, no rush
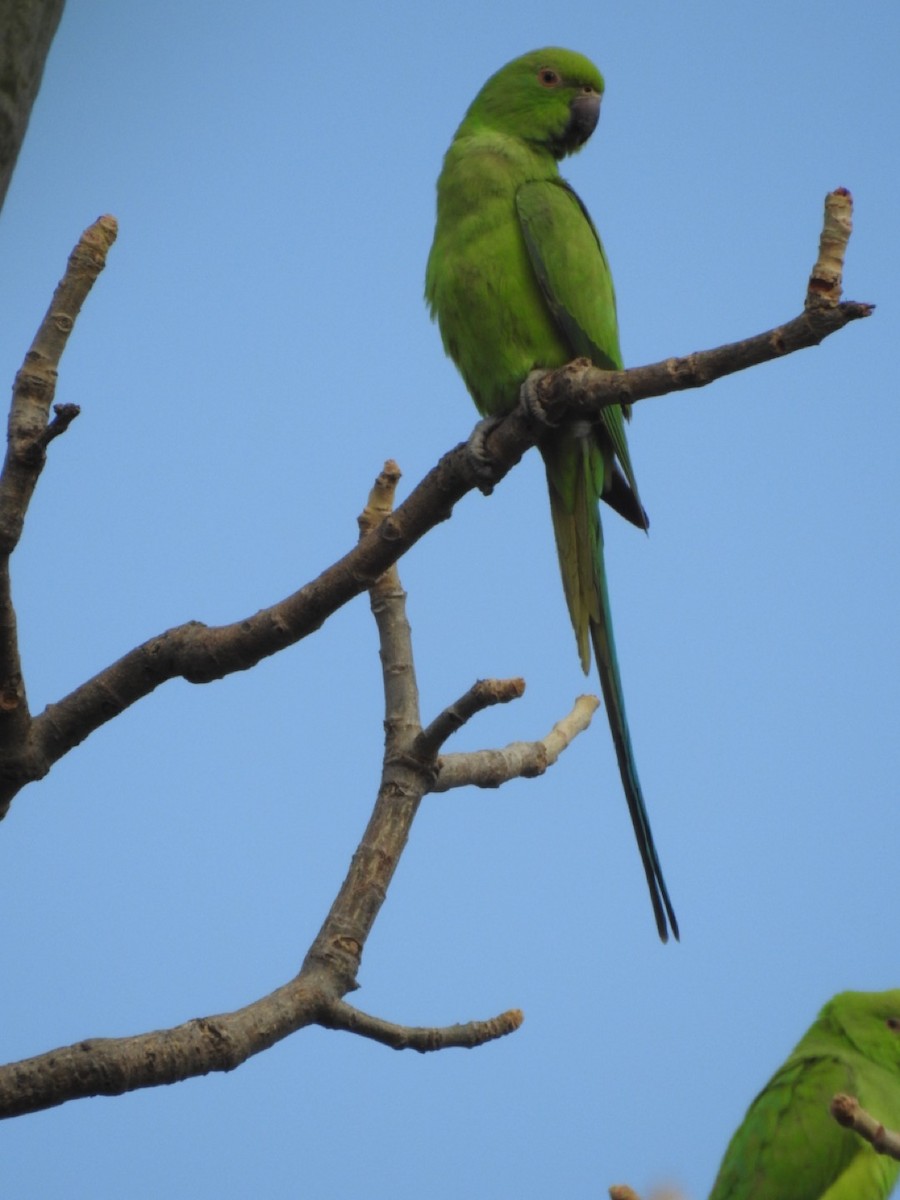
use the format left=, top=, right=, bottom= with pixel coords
left=0, top=458, right=590, bottom=1116
left=0, top=189, right=871, bottom=1115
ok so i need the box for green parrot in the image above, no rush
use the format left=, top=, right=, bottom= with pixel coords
left=425, top=48, right=677, bottom=940
left=709, top=990, right=900, bottom=1200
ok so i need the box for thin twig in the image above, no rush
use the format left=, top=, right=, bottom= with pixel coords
left=37, top=402, right=81, bottom=448
left=806, top=188, right=853, bottom=309
left=432, top=694, right=600, bottom=792
left=322, top=1000, right=523, bottom=1052
left=0, top=217, right=114, bottom=759
left=416, top=677, right=526, bottom=758
left=0, top=215, right=116, bottom=556
left=831, top=1093, right=900, bottom=1161
left=300, top=462, right=433, bottom=991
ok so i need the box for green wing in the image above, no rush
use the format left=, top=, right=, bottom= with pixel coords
left=515, top=179, right=621, bottom=366
left=709, top=1054, right=897, bottom=1200
left=515, top=179, right=642, bottom=511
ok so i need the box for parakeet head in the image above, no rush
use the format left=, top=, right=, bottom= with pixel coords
left=456, top=48, right=605, bottom=159
left=818, top=990, right=900, bottom=1070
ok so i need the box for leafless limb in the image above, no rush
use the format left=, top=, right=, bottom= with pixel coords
left=0, top=462, right=587, bottom=1117
left=417, top=677, right=527, bottom=759
left=321, top=1000, right=524, bottom=1052
left=432, top=694, right=600, bottom=792
left=520, top=189, right=863, bottom=432
left=0, top=192, right=868, bottom=817
left=0, top=214, right=114, bottom=776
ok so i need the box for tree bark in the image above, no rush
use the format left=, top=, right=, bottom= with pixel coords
left=0, top=0, right=65, bottom=212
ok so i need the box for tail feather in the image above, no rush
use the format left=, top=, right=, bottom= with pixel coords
left=543, top=437, right=677, bottom=942
left=590, top=601, right=679, bottom=943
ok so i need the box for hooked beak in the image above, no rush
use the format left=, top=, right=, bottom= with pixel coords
left=568, top=91, right=601, bottom=145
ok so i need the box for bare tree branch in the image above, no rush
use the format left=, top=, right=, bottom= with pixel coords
left=432, top=694, right=600, bottom=792
left=322, top=1000, right=524, bottom=1052
left=36, top=400, right=79, bottom=447
left=0, top=192, right=869, bottom=821
left=807, top=188, right=854, bottom=309
left=0, top=186, right=868, bottom=1117
left=0, top=462, right=589, bottom=1117
left=520, top=188, right=863, bottom=434
left=417, top=677, right=526, bottom=758
left=0, top=977, right=329, bottom=1118
left=0, top=213, right=113, bottom=767
left=0, top=213, right=113, bottom=555
left=518, top=293, right=869, bottom=435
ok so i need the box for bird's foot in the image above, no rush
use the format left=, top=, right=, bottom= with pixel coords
left=519, top=369, right=556, bottom=429
left=465, top=415, right=505, bottom=495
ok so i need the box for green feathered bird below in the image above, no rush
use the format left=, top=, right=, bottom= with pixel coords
left=709, top=990, right=900, bottom=1200
left=425, top=47, right=677, bottom=940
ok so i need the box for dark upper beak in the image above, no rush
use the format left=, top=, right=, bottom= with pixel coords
left=568, top=91, right=601, bottom=145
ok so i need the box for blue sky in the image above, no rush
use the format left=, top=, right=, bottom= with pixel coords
left=0, top=2, right=898, bottom=1196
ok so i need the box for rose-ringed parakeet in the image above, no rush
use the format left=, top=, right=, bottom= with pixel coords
left=709, top=989, right=900, bottom=1200
left=425, top=48, right=677, bottom=940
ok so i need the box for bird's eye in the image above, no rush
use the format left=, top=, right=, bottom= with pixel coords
left=887, top=1017, right=900, bottom=1032
left=537, top=67, right=560, bottom=87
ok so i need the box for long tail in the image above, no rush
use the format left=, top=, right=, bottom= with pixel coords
left=543, top=437, right=678, bottom=942
left=589, top=565, right=678, bottom=942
